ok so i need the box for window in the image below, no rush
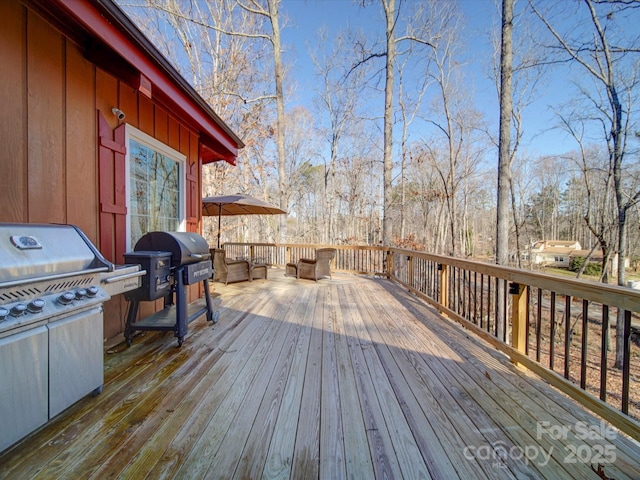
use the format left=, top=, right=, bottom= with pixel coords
left=125, top=126, right=186, bottom=249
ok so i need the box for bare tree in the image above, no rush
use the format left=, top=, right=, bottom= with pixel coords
left=351, top=0, right=435, bottom=246
left=234, top=0, right=288, bottom=242
left=396, top=20, right=433, bottom=242
left=530, top=0, right=640, bottom=368
left=416, top=1, right=486, bottom=257
left=310, top=28, right=370, bottom=244
left=556, top=113, right=617, bottom=282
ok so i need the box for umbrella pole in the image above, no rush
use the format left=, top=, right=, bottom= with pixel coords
left=217, top=204, right=222, bottom=248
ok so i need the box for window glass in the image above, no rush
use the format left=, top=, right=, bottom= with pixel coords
left=126, top=128, right=185, bottom=249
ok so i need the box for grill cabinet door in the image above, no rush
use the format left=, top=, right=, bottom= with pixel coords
left=48, top=307, right=104, bottom=418
left=0, top=326, right=48, bottom=453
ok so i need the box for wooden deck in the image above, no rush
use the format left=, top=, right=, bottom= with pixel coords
left=1, top=269, right=639, bottom=479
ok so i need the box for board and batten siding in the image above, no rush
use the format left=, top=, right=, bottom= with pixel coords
left=0, top=0, right=205, bottom=343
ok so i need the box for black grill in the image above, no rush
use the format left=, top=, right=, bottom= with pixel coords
left=123, top=231, right=218, bottom=347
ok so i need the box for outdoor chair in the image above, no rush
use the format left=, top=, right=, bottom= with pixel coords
left=286, top=248, right=337, bottom=281
left=211, top=248, right=251, bottom=284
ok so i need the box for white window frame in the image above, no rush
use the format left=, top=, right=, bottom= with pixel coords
left=124, top=125, right=186, bottom=251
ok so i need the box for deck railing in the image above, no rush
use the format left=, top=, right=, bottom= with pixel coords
left=222, top=242, right=640, bottom=439
left=223, top=242, right=389, bottom=275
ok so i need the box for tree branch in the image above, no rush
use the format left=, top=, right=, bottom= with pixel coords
left=132, top=1, right=274, bottom=44
left=218, top=91, right=277, bottom=104
left=395, top=35, right=436, bottom=49
left=347, top=51, right=387, bottom=78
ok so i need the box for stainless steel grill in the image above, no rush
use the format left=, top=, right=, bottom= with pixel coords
left=0, top=223, right=143, bottom=453
left=123, top=231, right=218, bottom=348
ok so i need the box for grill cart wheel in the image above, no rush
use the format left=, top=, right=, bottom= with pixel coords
left=207, top=309, right=220, bottom=323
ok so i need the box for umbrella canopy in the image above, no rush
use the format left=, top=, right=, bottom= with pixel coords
left=202, top=194, right=286, bottom=247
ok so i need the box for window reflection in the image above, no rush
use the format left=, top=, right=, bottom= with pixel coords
left=129, top=140, right=180, bottom=246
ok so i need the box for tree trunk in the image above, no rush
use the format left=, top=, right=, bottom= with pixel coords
left=382, top=0, right=396, bottom=246
left=612, top=84, right=626, bottom=369
left=496, top=0, right=513, bottom=266
left=496, top=0, right=513, bottom=341
left=267, top=0, right=287, bottom=243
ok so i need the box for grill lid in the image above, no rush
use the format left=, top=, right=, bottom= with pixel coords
left=133, top=231, right=210, bottom=267
left=0, top=223, right=113, bottom=284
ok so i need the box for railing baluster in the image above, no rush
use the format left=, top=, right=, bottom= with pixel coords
left=525, top=286, right=531, bottom=356
left=494, top=277, right=499, bottom=338
left=487, top=275, right=492, bottom=334
left=480, top=274, right=485, bottom=330
left=580, top=299, right=588, bottom=389
left=622, top=310, right=631, bottom=414
left=550, top=291, right=556, bottom=371
left=600, top=305, right=609, bottom=402
left=452, top=267, right=458, bottom=314
left=460, top=269, right=465, bottom=318
left=467, top=270, right=472, bottom=321
left=536, top=288, right=542, bottom=363
left=462, top=269, right=467, bottom=319
left=502, top=278, right=508, bottom=343
left=473, top=271, right=478, bottom=325
left=564, top=295, right=571, bottom=379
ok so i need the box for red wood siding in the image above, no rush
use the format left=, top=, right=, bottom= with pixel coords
left=0, top=1, right=27, bottom=222
left=66, top=41, right=98, bottom=238
left=27, top=12, right=65, bottom=224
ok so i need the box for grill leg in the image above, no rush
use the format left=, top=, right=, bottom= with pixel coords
left=203, top=279, right=218, bottom=323
left=175, top=267, right=187, bottom=347
left=124, top=301, right=139, bottom=347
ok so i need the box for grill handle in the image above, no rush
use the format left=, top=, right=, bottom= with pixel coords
left=69, top=224, right=115, bottom=271
left=0, top=267, right=110, bottom=289
left=102, top=270, right=147, bottom=284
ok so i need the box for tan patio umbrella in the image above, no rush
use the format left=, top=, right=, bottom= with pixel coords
left=202, top=194, right=287, bottom=247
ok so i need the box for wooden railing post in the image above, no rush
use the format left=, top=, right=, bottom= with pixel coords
left=510, top=282, right=527, bottom=360
left=386, top=250, right=392, bottom=279
left=407, top=255, right=414, bottom=287
left=439, top=264, right=448, bottom=310
left=285, top=246, right=291, bottom=265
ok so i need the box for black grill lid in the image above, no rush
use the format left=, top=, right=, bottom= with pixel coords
left=133, top=231, right=210, bottom=266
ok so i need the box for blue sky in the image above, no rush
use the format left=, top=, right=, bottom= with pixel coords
left=277, top=0, right=586, bottom=158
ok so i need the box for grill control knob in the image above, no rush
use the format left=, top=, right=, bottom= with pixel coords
left=0, top=307, right=8, bottom=321
left=75, top=289, right=87, bottom=299
left=58, top=292, right=76, bottom=305
left=86, top=286, right=99, bottom=297
left=27, top=299, right=46, bottom=313
left=10, top=304, right=27, bottom=317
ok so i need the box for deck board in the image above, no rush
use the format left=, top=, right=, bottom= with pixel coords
left=1, top=269, right=639, bottom=480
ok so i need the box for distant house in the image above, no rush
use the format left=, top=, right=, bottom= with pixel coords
left=0, top=0, right=244, bottom=342
left=527, top=240, right=627, bottom=275
left=529, top=240, right=582, bottom=268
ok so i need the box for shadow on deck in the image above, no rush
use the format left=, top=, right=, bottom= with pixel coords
left=1, top=269, right=639, bottom=479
